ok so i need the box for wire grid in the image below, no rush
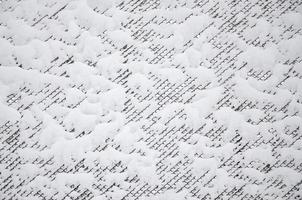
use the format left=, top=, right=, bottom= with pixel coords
left=0, top=0, right=302, bottom=199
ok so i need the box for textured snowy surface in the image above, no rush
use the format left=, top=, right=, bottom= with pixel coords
left=0, top=0, right=302, bottom=199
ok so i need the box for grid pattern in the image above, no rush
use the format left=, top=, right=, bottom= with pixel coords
left=0, top=0, right=302, bottom=199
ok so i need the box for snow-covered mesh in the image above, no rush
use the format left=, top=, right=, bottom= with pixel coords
left=0, top=0, right=302, bottom=199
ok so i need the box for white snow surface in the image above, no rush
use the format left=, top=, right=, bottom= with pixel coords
left=0, top=0, right=301, bottom=200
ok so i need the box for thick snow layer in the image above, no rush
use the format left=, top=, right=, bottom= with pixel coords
left=1, top=1, right=302, bottom=200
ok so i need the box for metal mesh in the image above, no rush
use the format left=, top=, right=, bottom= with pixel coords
left=0, top=0, right=302, bottom=199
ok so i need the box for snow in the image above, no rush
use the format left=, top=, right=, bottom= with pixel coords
left=63, top=107, right=99, bottom=132
left=142, top=189, right=188, bottom=200
left=157, top=67, right=186, bottom=83
left=98, top=86, right=126, bottom=111
left=185, top=87, right=222, bottom=129
left=73, top=1, right=117, bottom=34
left=241, top=168, right=265, bottom=181
left=1, top=1, right=302, bottom=200
left=20, top=109, right=37, bottom=128
left=108, top=29, right=134, bottom=48
left=65, top=62, right=97, bottom=85
left=114, top=124, right=141, bottom=151
left=185, top=66, right=216, bottom=85
left=127, top=158, right=160, bottom=185
left=54, top=172, right=94, bottom=191
left=178, top=141, right=194, bottom=157
left=278, top=36, right=302, bottom=59
left=244, top=146, right=274, bottom=164
left=64, top=87, right=86, bottom=107
left=0, top=101, right=21, bottom=124
left=76, top=31, right=106, bottom=62
left=96, top=52, right=124, bottom=78
left=176, top=14, right=212, bottom=43
left=157, top=103, right=184, bottom=123
left=243, top=18, right=273, bottom=42
left=40, top=114, right=73, bottom=147
left=192, top=157, right=219, bottom=175
left=127, top=73, right=154, bottom=95
left=86, top=0, right=115, bottom=12
left=239, top=46, right=277, bottom=70
left=278, top=147, right=302, bottom=163
left=234, top=74, right=292, bottom=107
left=268, top=167, right=302, bottom=186
left=6, top=19, right=42, bottom=45
left=280, top=12, right=302, bottom=29
left=0, top=38, right=15, bottom=66
left=0, top=66, right=70, bottom=90
left=50, top=136, right=93, bottom=164
left=241, top=108, right=265, bottom=122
